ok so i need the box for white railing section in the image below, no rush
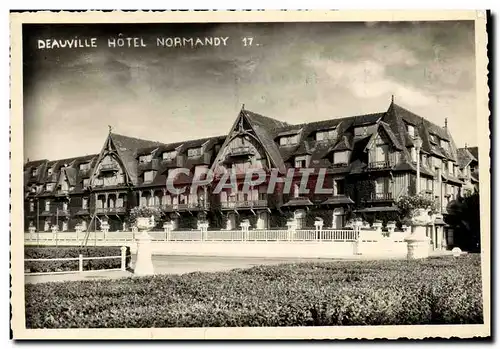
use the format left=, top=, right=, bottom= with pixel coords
left=24, top=246, right=129, bottom=275
left=25, top=228, right=360, bottom=243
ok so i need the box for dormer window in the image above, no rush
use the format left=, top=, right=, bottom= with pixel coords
left=79, top=162, right=90, bottom=171
left=46, top=183, right=55, bottom=191
left=295, top=155, right=308, bottom=168
left=316, top=128, right=337, bottom=142
left=31, top=168, right=38, bottom=177
left=279, top=135, right=298, bottom=146
left=187, top=147, right=202, bottom=158
left=354, top=126, right=369, bottom=137
left=139, top=154, right=152, bottom=163
left=440, top=139, right=450, bottom=152
left=407, top=124, right=415, bottom=138
left=47, top=168, right=53, bottom=176
left=333, top=151, right=350, bottom=165
left=144, top=170, right=156, bottom=183
left=162, top=151, right=177, bottom=161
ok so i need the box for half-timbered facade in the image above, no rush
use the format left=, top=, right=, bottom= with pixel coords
left=24, top=100, right=470, bottom=232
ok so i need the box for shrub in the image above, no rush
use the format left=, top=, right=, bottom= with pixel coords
left=25, top=254, right=483, bottom=328
left=24, top=246, right=131, bottom=273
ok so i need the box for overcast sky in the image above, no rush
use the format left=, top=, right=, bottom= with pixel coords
left=23, top=21, right=477, bottom=161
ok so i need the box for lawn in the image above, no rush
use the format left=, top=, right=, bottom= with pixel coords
left=25, top=254, right=483, bottom=328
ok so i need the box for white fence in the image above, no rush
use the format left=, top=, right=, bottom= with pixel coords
left=24, top=228, right=359, bottom=243
left=24, top=228, right=410, bottom=258
left=24, top=246, right=128, bottom=275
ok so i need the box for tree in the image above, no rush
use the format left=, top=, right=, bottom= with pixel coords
left=446, top=192, right=481, bottom=252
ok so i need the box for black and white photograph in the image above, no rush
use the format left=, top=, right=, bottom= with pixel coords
left=10, top=10, right=490, bottom=339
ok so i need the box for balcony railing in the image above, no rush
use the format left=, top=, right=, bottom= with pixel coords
left=227, top=146, right=253, bottom=157
left=100, top=163, right=119, bottom=172
left=221, top=199, right=268, bottom=209
left=95, top=206, right=126, bottom=214
left=172, top=203, right=189, bottom=210
left=367, top=160, right=393, bottom=170
left=369, top=192, right=393, bottom=201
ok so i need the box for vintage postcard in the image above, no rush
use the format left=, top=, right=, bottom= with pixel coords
left=10, top=10, right=490, bottom=339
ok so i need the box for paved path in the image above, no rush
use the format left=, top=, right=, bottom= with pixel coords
left=25, top=251, right=455, bottom=284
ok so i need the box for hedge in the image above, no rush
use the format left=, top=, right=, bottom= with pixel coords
left=25, top=254, right=483, bottom=328
left=24, top=246, right=131, bottom=273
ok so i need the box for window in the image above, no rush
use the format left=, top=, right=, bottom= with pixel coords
left=46, top=183, right=55, bottom=191
left=421, top=154, right=427, bottom=166
left=279, top=135, right=299, bottom=146
left=162, top=151, right=176, bottom=161
left=354, top=126, right=368, bottom=137
left=187, top=147, right=202, bottom=157
left=375, top=177, right=387, bottom=194
left=83, top=178, right=90, bottom=187
left=333, top=151, right=350, bottom=165
left=293, top=183, right=300, bottom=198
left=410, top=147, right=417, bottom=162
left=334, top=179, right=345, bottom=195
left=79, top=162, right=90, bottom=171
left=316, top=128, right=337, bottom=141
left=374, top=144, right=389, bottom=162
left=47, top=168, right=53, bottom=176
left=139, top=154, right=152, bottom=163
left=45, top=200, right=50, bottom=212
left=448, top=162, right=454, bottom=176
left=295, top=156, right=308, bottom=168
left=82, top=197, right=88, bottom=209
left=29, top=201, right=34, bottom=212
left=427, top=179, right=433, bottom=191
left=31, top=168, right=38, bottom=177
left=144, top=170, right=156, bottom=182
left=407, top=124, right=415, bottom=138
left=440, top=139, right=450, bottom=152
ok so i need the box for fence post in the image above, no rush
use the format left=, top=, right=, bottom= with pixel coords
left=78, top=254, right=83, bottom=272
left=121, top=246, right=127, bottom=271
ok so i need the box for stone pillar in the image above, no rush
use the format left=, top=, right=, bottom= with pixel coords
left=386, top=221, right=396, bottom=236
left=134, top=217, right=155, bottom=276
left=314, top=219, right=324, bottom=240
left=226, top=212, right=236, bottom=230
left=405, top=209, right=431, bottom=259
left=171, top=216, right=179, bottom=231
left=199, top=222, right=209, bottom=241
left=372, top=221, right=383, bottom=234
left=256, top=210, right=268, bottom=230
left=240, top=220, right=250, bottom=241
left=293, top=209, right=306, bottom=230
left=286, top=219, right=296, bottom=241
left=101, top=219, right=110, bottom=233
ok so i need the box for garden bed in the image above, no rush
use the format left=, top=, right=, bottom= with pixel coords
left=24, top=246, right=131, bottom=273
left=25, top=254, right=483, bottom=328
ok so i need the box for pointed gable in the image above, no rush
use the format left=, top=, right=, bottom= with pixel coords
left=211, top=108, right=289, bottom=174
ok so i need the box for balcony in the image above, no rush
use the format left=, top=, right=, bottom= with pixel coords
left=100, top=163, right=119, bottom=172
left=227, top=146, right=253, bottom=157
left=187, top=201, right=211, bottom=210
left=221, top=199, right=268, bottom=210
left=172, top=203, right=189, bottom=211
left=369, top=192, right=393, bottom=202
left=367, top=160, right=393, bottom=170
left=95, top=206, right=126, bottom=214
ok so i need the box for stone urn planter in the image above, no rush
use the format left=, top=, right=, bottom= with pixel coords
left=133, top=216, right=155, bottom=276
left=404, top=208, right=432, bottom=259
